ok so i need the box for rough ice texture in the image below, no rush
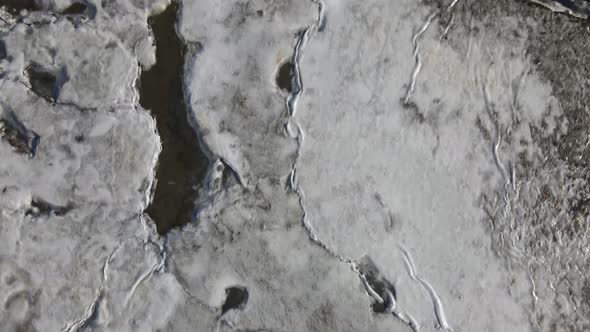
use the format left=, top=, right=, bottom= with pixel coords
left=0, top=0, right=588, bottom=331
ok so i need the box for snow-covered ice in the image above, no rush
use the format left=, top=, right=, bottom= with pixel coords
left=1, top=0, right=589, bottom=331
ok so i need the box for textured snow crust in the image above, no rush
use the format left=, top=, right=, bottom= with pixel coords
left=0, top=0, right=588, bottom=331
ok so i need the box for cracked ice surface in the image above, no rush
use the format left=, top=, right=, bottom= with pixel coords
left=1, top=0, right=588, bottom=331
left=292, top=0, right=552, bottom=330
left=0, top=1, right=194, bottom=330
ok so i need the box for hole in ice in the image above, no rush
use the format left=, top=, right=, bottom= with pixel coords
left=25, top=64, right=66, bottom=102
left=63, top=1, right=96, bottom=19
left=25, top=198, right=72, bottom=217
left=62, top=2, right=87, bottom=15
left=0, top=0, right=40, bottom=15
left=0, top=114, right=39, bottom=157
left=139, top=3, right=208, bottom=234
left=221, top=286, right=248, bottom=315
left=357, top=256, right=397, bottom=314
left=276, top=60, right=293, bottom=92
left=0, top=41, right=6, bottom=61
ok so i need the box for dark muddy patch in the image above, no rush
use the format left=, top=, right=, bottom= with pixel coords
left=0, top=113, right=39, bottom=157
left=139, top=3, right=208, bottom=235
left=276, top=61, right=293, bottom=92
left=221, top=286, right=248, bottom=315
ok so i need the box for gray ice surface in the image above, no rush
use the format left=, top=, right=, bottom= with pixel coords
left=1, top=0, right=590, bottom=331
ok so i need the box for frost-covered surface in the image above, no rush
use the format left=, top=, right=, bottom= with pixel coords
left=1, top=0, right=590, bottom=331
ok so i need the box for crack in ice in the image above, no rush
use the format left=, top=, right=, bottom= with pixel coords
left=400, top=245, right=453, bottom=332
left=481, top=82, right=511, bottom=188
left=403, top=0, right=461, bottom=106
left=285, top=0, right=350, bottom=265
left=527, top=0, right=590, bottom=19
left=352, top=259, right=420, bottom=332
left=62, top=245, right=120, bottom=332
left=403, top=11, right=437, bottom=106
left=123, top=216, right=169, bottom=307
left=283, top=4, right=442, bottom=328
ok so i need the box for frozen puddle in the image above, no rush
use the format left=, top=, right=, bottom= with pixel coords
left=139, top=3, right=208, bottom=234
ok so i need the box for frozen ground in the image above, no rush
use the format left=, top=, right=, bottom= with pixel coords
left=1, top=0, right=590, bottom=331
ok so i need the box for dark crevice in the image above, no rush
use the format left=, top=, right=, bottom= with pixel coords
left=221, top=286, right=248, bottom=315
left=276, top=60, right=293, bottom=92
left=25, top=197, right=73, bottom=217
left=0, top=111, right=39, bottom=157
left=139, top=3, right=208, bottom=235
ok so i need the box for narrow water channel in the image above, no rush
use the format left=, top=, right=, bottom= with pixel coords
left=139, top=3, right=207, bottom=234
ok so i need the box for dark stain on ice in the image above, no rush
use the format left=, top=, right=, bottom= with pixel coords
left=0, top=112, right=39, bottom=157
left=25, top=198, right=72, bottom=217
left=0, top=0, right=39, bottom=15
left=221, top=286, right=249, bottom=315
left=139, top=3, right=208, bottom=234
left=276, top=61, right=293, bottom=92
left=401, top=99, right=425, bottom=123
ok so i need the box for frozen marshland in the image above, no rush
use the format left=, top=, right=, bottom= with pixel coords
left=1, top=0, right=590, bottom=331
